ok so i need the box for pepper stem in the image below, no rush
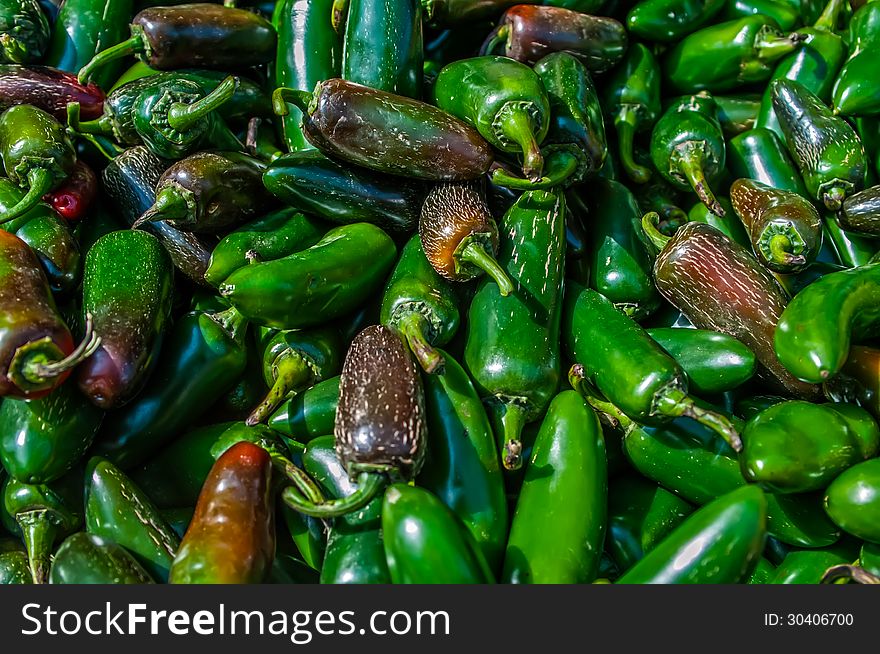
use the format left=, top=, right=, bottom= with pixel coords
left=675, top=143, right=725, bottom=217
left=497, top=106, right=544, bottom=181
left=641, top=211, right=671, bottom=251
left=281, top=471, right=385, bottom=518
left=65, top=102, right=114, bottom=138
left=767, top=233, right=806, bottom=267
left=814, top=0, right=844, bottom=31
left=17, top=510, right=55, bottom=584
left=272, top=87, right=313, bottom=117
left=246, top=354, right=313, bottom=426
left=271, top=456, right=326, bottom=505
left=167, top=76, right=238, bottom=133
left=754, top=30, right=808, bottom=62
left=823, top=184, right=847, bottom=211
left=495, top=400, right=527, bottom=471
left=655, top=387, right=743, bottom=452
left=457, top=239, right=514, bottom=296
left=0, top=168, right=56, bottom=224
left=395, top=311, right=444, bottom=374
left=132, top=187, right=189, bottom=229
left=78, top=35, right=143, bottom=85
left=821, top=564, right=880, bottom=585
left=479, top=25, right=508, bottom=56
left=331, top=0, right=350, bottom=32
left=489, top=151, right=579, bottom=190
left=208, top=305, right=249, bottom=343
left=616, top=107, right=652, bottom=184
left=568, top=364, right=635, bottom=431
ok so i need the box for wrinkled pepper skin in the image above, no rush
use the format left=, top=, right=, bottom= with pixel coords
left=279, top=78, right=494, bottom=181
left=727, top=128, right=808, bottom=196
left=342, top=0, right=422, bottom=98
left=617, top=486, right=767, bottom=584
left=78, top=229, right=173, bottom=410
left=840, top=185, right=880, bottom=236
left=94, top=308, right=248, bottom=469
left=464, top=189, right=565, bottom=470
left=626, top=0, right=725, bottom=43
left=503, top=391, right=606, bottom=583
left=824, top=458, right=880, bottom=543
left=49, top=533, right=154, bottom=584
left=646, top=327, right=757, bottom=395
left=771, top=78, right=867, bottom=211
left=219, top=223, right=397, bottom=330
left=831, top=1, right=880, bottom=117
left=418, top=349, right=508, bottom=572
left=0, top=381, right=102, bottom=484
left=0, top=64, right=105, bottom=121
left=268, top=376, right=340, bottom=441
left=263, top=151, right=425, bottom=233
left=382, top=483, right=494, bottom=584
left=303, top=436, right=390, bottom=584
left=84, top=457, right=180, bottom=582
left=170, top=442, right=275, bottom=584
left=740, top=401, right=880, bottom=494
left=775, top=262, right=880, bottom=383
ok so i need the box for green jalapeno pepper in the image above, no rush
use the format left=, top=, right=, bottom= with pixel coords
left=771, top=542, right=859, bottom=584
left=822, top=213, right=878, bottom=268
left=0, top=381, right=102, bottom=484
left=49, top=532, right=155, bottom=584
left=273, top=78, right=494, bottom=181
left=861, top=542, right=880, bottom=576
left=84, top=457, right=180, bottom=582
left=645, top=327, right=757, bottom=395
left=650, top=91, right=727, bottom=217
left=0, top=0, right=49, bottom=64
left=771, top=78, right=867, bottom=211
left=824, top=458, right=880, bottom=543
left=78, top=4, right=277, bottom=84
left=839, top=185, right=880, bottom=236
left=626, top=0, right=725, bottom=43
left=380, top=234, right=460, bottom=374
left=617, top=485, right=767, bottom=584
left=273, top=0, right=341, bottom=153
left=170, top=442, right=275, bottom=584
left=775, top=262, right=880, bottom=383
left=714, top=94, right=762, bottom=136
left=828, top=345, right=880, bottom=420
left=268, top=376, right=340, bottom=442
left=0, top=538, right=31, bottom=584
left=727, top=128, right=809, bottom=197
left=418, top=349, right=508, bottom=572
left=93, top=306, right=249, bottom=469
left=741, top=401, right=879, bottom=494
left=433, top=56, right=549, bottom=181
left=831, top=1, right=880, bottom=117
left=722, top=0, right=802, bottom=30
left=663, top=16, right=806, bottom=94
left=0, top=104, right=76, bottom=224
left=301, top=436, right=389, bottom=584
left=464, top=189, right=565, bottom=470
left=601, top=43, right=660, bottom=184
left=503, top=390, right=606, bottom=583
left=382, top=483, right=495, bottom=584
left=263, top=151, right=425, bottom=233
left=747, top=556, right=777, bottom=584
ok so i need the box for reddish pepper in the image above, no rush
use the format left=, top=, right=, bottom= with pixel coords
left=0, top=64, right=104, bottom=122
left=42, top=161, right=97, bottom=221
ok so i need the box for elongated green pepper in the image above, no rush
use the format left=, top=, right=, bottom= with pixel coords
left=839, top=185, right=880, bottom=236
left=464, top=189, right=565, bottom=470
left=268, top=376, right=340, bottom=442
left=831, top=1, right=880, bottom=117
left=824, top=458, right=880, bottom=543
left=727, top=128, right=809, bottom=196
left=650, top=91, right=726, bottom=217
left=626, top=0, right=725, bottom=43
left=49, top=533, right=154, bottom=584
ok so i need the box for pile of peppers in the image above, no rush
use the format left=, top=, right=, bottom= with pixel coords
left=2, top=0, right=880, bottom=587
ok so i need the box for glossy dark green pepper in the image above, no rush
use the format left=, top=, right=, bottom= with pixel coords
left=839, top=185, right=880, bottom=236
left=0, top=0, right=49, bottom=64
left=0, top=538, right=31, bottom=584
left=727, top=128, right=809, bottom=197
left=822, top=213, right=878, bottom=268
left=49, top=532, right=154, bottom=584
left=714, top=94, right=761, bottom=137
left=771, top=544, right=857, bottom=584
left=650, top=91, right=727, bottom=217
left=824, top=457, right=880, bottom=543
left=268, top=376, right=340, bottom=442
left=626, top=0, right=725, bottom=43
left=831, top=1, right=880, bottom=117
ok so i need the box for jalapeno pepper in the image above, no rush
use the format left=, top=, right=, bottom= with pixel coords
left=714, top=94, right=762, bottom=136
left=827, top=345, right=880, bottom=420
left=42, top=160, right=97, bottom=221
left=0, top=538, right=31, bottom=584
left=273, top=78, right=494, bottom=181
left=775, top=262, right=880, bottom=383
left=686, top=197, right=750, bottom=246
left=0, top=64, right=104, bottom=121
left=382, top=483, right=495, bottom=584
left=464, top=189, right=565, bottom=470
left=633, top=178, right=690, bottom=236
left=824, top=458, right=880, bottom=543
left=771, top=78, right=867, bottom=211
left=170, top=442, right=275, bottom=584
left=49, top=532, right=155, bottom=584
left=831, top=1, right=880, bottom=117
left=771, top=544, right=859, bottom=584
left=650, top=91, right=727, bottom=217
left=626, top=0, right=725, bottom=43
left=0, top=0, right=49, bottom=64
left=839, top=185, right=880, bottom=236
left=78, top=4, right=277, bottom=84
left=380, top=234, right=460, bottom=374
left=617, top=485, right=767, bottom=584
left=727, top=128, right=809, bottom=197
left=268, top=376, right=340, bottom=442
left=433, top=56, right=549, bottom=181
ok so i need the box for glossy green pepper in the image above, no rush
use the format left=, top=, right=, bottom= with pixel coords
left=727, top=128, right=809, bottom=197
left=626, top=0, right=725, bottom=43
left=617, top=485, right=766, bottom=584
left=49, top=533, right=154, bottom=584
left=382, top=484, right=494, bottom=584
left=740, top=401, right=879, bottom=494
left=0, top=538, right=31, bottom=584
left=714, top=94, right=762, bottom=137
left=775, top=262, right=880, bottom=383
left=839, top=185, right=880, bottom=237
left=503, top=391, right=606, bottom=583
left=0, top=381, right=102, bottom=484
left=0, top=0, right=49, bottom=64
left=861, top=542, right=880, bottom=576
left=771, top=78, right=867, bottom=211
left=646, top=327, right=757, bottom=395
left=464, top=189, right=565, bottom=470
left=686, top=197, right=750, bottom=247
left=824, top=458, right=880, bottom=543
left=601, top=43, right=661, bottom=184
left=219, top=223, right=397, bottom=330
left=268, top=376, right=340, bottom=442
left=822, top=213, right=878, bottom=268
left=84, top=457, right=180, bottom=582
left=650, top=91, right=727, bottom=217
left=434, top=56, right=549, bottom=181
left=771, top=544, right=858, bottom=584
left=380, top=234, right=460, bottom=374
left=831, top=1, right=880, bottom=117
left=418, top=349, right=508, bottom=572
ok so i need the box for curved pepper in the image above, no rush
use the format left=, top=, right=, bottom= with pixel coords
left=775, top=262, right=880, bottom=383
left=170, top=442, right=275, bottom=584
left=650, top=91, right=726, bottom=217
left=626, top=0, right=725, bottom=43
left=824, top=458, right=880, bottom=543
left=616, top=486, right=767, bottom=584
left=49, top=533, right=154, bottom=584
left=273, top=78, right=493, bottom=181
left=831, top=1, right=880, bottom=117
left=0, top=64, right=104, bottom=122
left=727, top=128, right=809, bottom=196
left=268, top=376, right=340, bottom=441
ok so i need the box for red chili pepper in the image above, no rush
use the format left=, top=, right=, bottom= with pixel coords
left=42, top=161, right=97, bottom=221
